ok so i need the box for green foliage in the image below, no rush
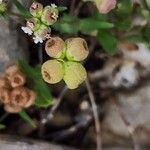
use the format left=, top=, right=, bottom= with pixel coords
left=98, top=31, right=117, bottom=55
left=0, top=124, right=5, bottom=130
left=19, top=111, right=36, bottom=128
left=18, top=60, right=53, bottom=108
left=12, top=0, right=32, bottom=18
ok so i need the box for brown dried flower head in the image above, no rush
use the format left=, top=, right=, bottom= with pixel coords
left=10, top=87, right=36, bottom=108
left=45, top=37, right=65, bottom=58
left=5, top=64, right=19, bottom=76
left=0, top=88, right=10, bottom=104
left=0, top=77, right=10, bottom=89
left=8, top=71, right=26, bottom=88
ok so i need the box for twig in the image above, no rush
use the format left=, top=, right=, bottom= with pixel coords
left=38, top=43, right=43, bottom=64
left=112, top=97, right=141, bottom=150
left=69, top=0, right=76, bottom=15
left=41, top=86, right=68, bottom=125
left=85, top=78, right=102, bottom=150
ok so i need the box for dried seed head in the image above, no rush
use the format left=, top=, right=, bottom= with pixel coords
left=5, top=64, right=19, bottom=76
left=0, top=77, right=10, bottom=89
left=24, top=90, right=36, bottom=108
left=4, top=103, right=22, bottom=113
left=34, top=25, right=51, bottom=40
left=8, top=71, right=26, bottom=88
left=63, top=62, right=87, bottom=89
left=0, top=88, right=10, bottom=104
left=41, top=60, right=64, bottom=84
left=66, top=38, right=89, bottom=61
left=10, top=87, right=29, bottom=107
left=45, top=37, right=65, bottom=58
left=30, top=2, right=43, bottom=18
left=41, top=6, right=59, bottom=26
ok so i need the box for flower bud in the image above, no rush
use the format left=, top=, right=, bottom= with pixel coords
left=41, top=6, right=59, bottom=26
left=34, top=25, right=51, bottom=41
left=8, top=71, right=26, bottom=88
left=26, top=18, right=41, bottom=32
left=95, top=0, right=117, bottom=14
left=45, top=37, right=65, bottom=58
left=0, top=2, right=7, bottom=15
left=30, top=2, right=43, bottom=18
left=4, top=104, right=22, bottom=113
left=41, top=60, right=64, bottom=84
left=66, top=38, right=89, bottom=61
left=63, top=62, right=87, bottom=89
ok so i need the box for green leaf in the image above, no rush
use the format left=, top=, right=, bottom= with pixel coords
left=18, top=60, right=53, bottom=108
left=79, top=19, right=114, bottom=32
left=0, top=124, right=6, bottom=130
left=19, top=111, right=36, bottom=128
left=97, top=31, right=117, bottom=55
left=57, top=6, right=67, bottom=12
left=12, top=0, right=32, bottom=18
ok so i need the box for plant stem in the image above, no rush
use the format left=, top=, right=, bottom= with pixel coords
left=85, top=78, right=102, bottom=150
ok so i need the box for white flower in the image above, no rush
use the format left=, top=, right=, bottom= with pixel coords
left=51, top=3, right=57, bottom=8
left=33, top=36, right=43, bottom=44
left=21, top=26, right=33, bottom=35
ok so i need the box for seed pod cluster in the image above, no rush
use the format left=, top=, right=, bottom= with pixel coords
left=22, top=2, right=59, bottom=44
left=0, top=65, right=36, bottom=113
left=42, top=37, right=89, bottom=89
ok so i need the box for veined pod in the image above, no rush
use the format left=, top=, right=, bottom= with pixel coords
left=30, top=2, right=43, bottom=18
left=63, top=62, right=87, bottom=89
left=66, top=38, right=89, bottom=61
left=45, top=37, right=65, bottom=59
left=41, top=6, right=59, bottom=26
left=41, top=60, right=64, bottom=84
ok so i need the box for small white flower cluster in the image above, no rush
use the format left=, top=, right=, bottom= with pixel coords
left=21, top=3, right=58, bottom=44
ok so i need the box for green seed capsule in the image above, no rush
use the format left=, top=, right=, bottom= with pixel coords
left=41, top=60, right=64, bottom=84
left=34, top=25, right=51, bottom=40
left=30, top=2, right=43, bottom=18
left=45, top=37, right=65, bottom=59
left=41, top=6, right=59, bottom=26
left=63, top=62, right=87, bottom=89
left=66, top=38, right=89, bottom=61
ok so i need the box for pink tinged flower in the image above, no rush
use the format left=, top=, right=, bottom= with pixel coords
left=21, top=26, right=33, bottom=35
left=96, top=0, right=117, bottom=14
left=33, top=36, right=43, bottom=44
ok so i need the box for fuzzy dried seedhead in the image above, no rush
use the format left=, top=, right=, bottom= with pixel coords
left=45, top=37, right=65, bottom=58
left=0, top=88, right=10, bottom=104
left=5, top=64, right=19, bottom=76
left=8, top=71, right=26, bottom=88
left=0, top=77, right=10, bottom=89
